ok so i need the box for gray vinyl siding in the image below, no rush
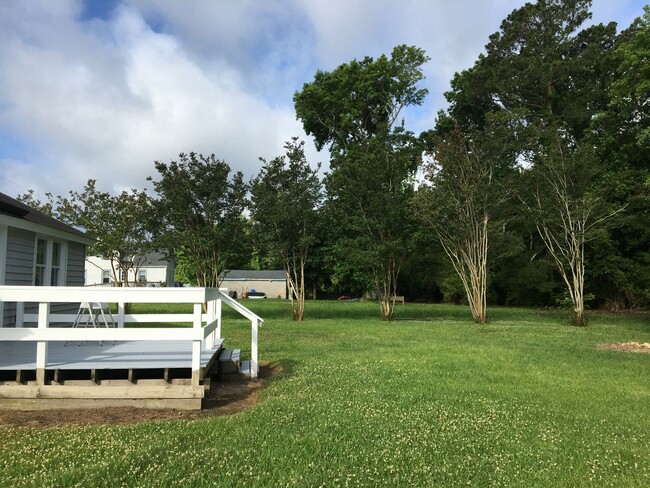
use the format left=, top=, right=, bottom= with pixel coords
left=66, top=242, right=85, bottom=286
left=4, top=227, right=35, bottom=285
left=3, top=227, right=35, bottom=326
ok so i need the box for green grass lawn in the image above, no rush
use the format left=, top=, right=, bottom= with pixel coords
left=1, top=301, right=649, bottom=487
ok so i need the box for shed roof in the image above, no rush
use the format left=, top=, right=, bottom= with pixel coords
left=221, top=270, right=286, bottom=281
left=0, top=192, right=90, bottom=241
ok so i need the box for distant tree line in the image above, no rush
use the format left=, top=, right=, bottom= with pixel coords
left=19, top=0, right=649, bottom=324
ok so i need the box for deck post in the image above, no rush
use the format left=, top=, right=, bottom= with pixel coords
left=36, top=301, right=50, bottom=385
left=117, top=302, right=125, bottom=328
left=251, top=317, right=259, bottom=379
left=16, top=302, right=24, bottom=328
left=191, top=302, right=202, bottom=385
left=205, top=299, right=216, bottom=349
left=216, top=296, right=222, bottom=339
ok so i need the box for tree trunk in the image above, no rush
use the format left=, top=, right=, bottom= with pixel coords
left=376, top=256, right=399, bottom=321
left=286, top=252, right=307, bottom=321
left=438, top=211, right=489, bottom=324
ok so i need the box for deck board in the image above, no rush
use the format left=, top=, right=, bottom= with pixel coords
left=0, top=339, right=224, bottom=371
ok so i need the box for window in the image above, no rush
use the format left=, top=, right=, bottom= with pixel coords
left=51, top=242, right=61, bottom=286
left=138, top=269, right=147, bottom=283
left=102, top=270, right=111, bottom=284
left=34, top=239, right=47, bottom=286
left=33, top=238, right=64, bottom=286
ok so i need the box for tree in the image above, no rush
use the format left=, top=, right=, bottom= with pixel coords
left=16, top=190, right=56, bottom=216
left=19, top=181, right=155, bottom=287
left=522, top=130, right=625, bottom=324
left=294, top=45, right=429, bottom=320
left=416, top=122, right=512, bottom=323
left=149, top=153, right=248, bottom=288
left=250, top=138, right=322, bottom=320
left=587, top=6, right=650, bottom=308
left=440, top=0, right=631, bottom=320
left=447, top=0, right=613, bottom=135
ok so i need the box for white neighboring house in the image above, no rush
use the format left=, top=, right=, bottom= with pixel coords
left=85, top=252, right=176, bottom=287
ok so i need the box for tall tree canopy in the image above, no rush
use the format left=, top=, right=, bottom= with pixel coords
left=588, top=6, right=650, bottom=308
left=295, top=45, right=429, bottom=320
left=295, top=44, right=429, bottom=154
left=447, top=0, right=614, bottom=135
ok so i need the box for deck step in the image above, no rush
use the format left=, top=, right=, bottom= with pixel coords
left=239, top=360, right=251, bottom=375
left=219, top=349, right=241, bottom=375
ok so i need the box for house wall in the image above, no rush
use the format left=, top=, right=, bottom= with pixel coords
left=5, top=227, right=35, bottom=285
left=66, top=242, right=86, bottom=286
left=2, top=227, right=85, bottom=326
left=3, top=227, right=34, bottom=326
left=222, top=279, right=287, bottom=299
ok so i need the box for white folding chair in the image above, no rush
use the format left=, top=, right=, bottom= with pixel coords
left=67, top=302, right=115, bottom=346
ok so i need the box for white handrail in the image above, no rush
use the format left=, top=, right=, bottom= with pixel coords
left=218, top=290, right=264, bottom=324
left=0, top=286, right=216, bottom=303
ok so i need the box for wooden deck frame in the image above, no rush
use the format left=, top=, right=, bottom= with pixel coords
left=0, top=286, right=264, bottom=410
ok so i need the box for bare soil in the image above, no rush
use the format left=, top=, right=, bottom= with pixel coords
left=0, top=363, right=280, bottom=429
left=597, top=342, right=650, bottom=354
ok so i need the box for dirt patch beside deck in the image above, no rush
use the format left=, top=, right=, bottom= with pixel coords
left=0, top=363, right=280, bottom=429
left=597, top=342, right=650, bottom=354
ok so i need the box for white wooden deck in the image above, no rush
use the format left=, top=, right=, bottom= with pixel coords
left=0, top=286, right=264, bottom=409
left=0, top=339, right=224, bottom=371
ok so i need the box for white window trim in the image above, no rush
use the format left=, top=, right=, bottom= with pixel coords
left=33, top=236, right=68, bottom=286
left=102, top=269, right=112, bottom=284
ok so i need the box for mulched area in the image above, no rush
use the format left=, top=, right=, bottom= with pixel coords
left=0, top=363, right=280, bottom=429
left=597, top=342, right=650, bottom=354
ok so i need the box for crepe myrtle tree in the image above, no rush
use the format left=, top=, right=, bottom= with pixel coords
left=19, top=180, right=156, bottom=287
left=148, top=153, right=248, bottom=288
left=416, top=120, right=514, bottom=323
left=250, top=138, right=322, bottom=321
left=522, top=129, right=625, bottom=325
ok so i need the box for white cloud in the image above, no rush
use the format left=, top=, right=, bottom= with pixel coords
left=0, top=0, right=645, bottom=198
left=0, top=1, right=311, bottom=197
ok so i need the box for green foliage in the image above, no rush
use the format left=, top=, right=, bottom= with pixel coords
left=587, top=6, right=650, bottom=308
left=434, top=0, right=645, bottom=318
left=447, top=0, right=611, bottom=135
left=16, top=189, right=56, bottom=216
left=295, top=45, right=429, bottom=320
left=416, top=121, right=517, bottom=322
left=294, top=45, right=429, bottom=153
left=149, top=153, right=249, bottom=287
left=608, top=6, right=650, bottom=154
left=250, top=138, right=322, bottom=320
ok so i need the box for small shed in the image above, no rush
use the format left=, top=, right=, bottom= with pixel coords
left=220, top=270, right=287, bottom=299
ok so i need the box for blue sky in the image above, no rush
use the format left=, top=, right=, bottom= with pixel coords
left=0, top=0, right=646, bottom=198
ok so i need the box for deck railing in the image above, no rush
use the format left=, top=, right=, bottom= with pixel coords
left=0, top=286, right=264, bottom=384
